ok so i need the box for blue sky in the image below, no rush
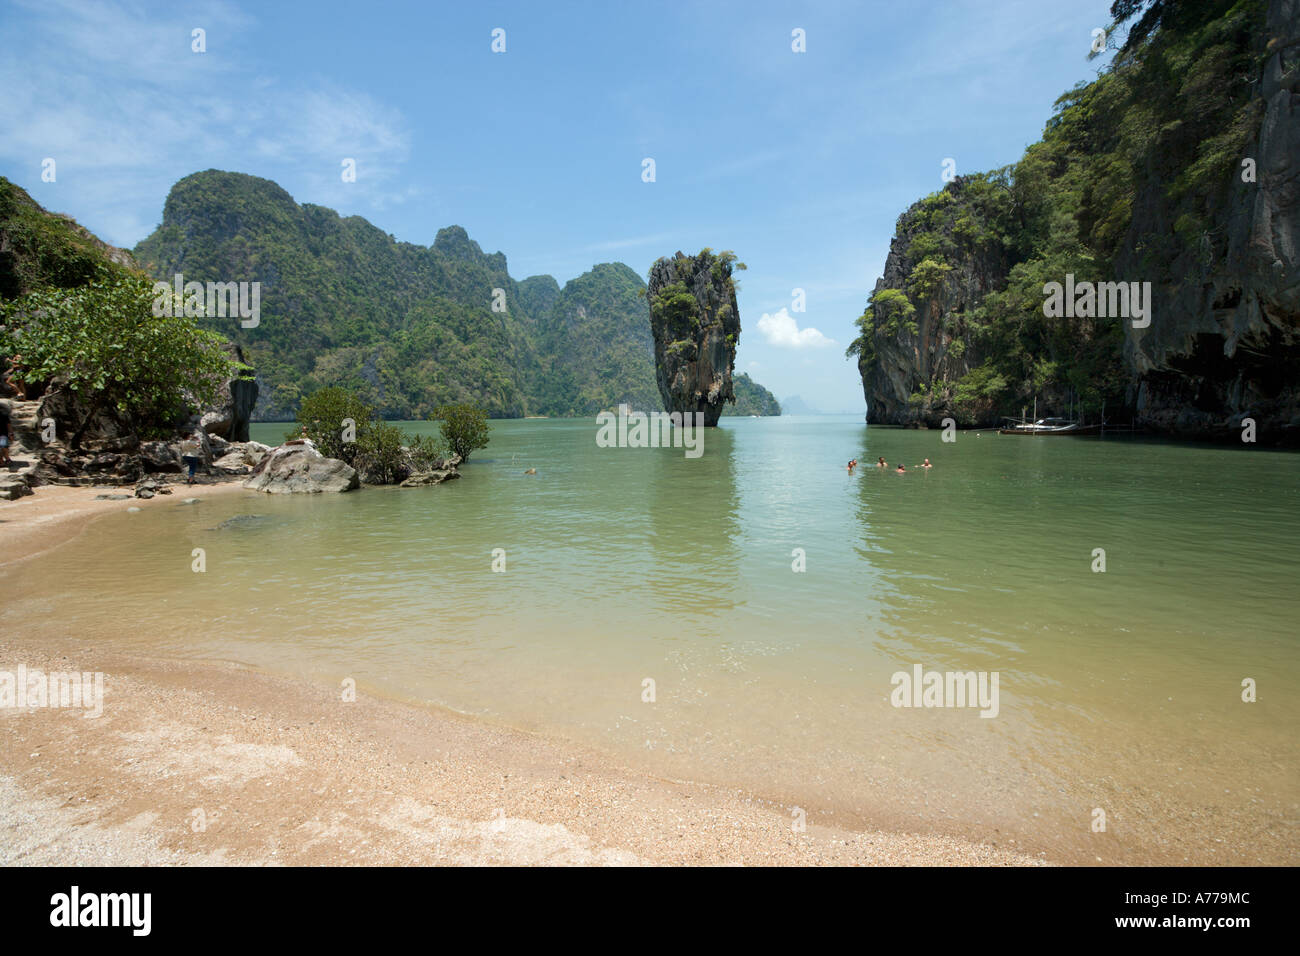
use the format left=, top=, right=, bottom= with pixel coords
left=0, top=0, right=1117, bottom=413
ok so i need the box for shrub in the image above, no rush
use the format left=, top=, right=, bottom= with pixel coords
left=430, top=402, right=489, bottom=462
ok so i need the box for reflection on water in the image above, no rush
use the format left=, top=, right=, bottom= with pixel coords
left=2, top=417, right=1296, bottom=863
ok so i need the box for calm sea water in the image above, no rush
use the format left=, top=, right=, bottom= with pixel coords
left=5, top=416, right=1297, bottom=863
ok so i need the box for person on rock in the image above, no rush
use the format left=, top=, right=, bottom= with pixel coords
left=2, top=355, right=27, bottom=399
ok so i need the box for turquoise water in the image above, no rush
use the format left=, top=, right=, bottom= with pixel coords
left=4, top=416, right=1297, bottom=863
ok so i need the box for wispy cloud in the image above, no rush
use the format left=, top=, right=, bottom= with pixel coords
left=584, top=232, right=674, bottom=252
left=0, top=0, right=412, bottom=245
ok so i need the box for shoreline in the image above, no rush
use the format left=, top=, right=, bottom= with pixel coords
left=0, top=480, right=250, bottom=571
left=0, top=637, right=1046, bottom=866
left=0, top=483, right=1048, bottom=866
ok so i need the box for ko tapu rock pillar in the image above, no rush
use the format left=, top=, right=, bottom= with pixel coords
left=646, top=249, right=743, bottom=427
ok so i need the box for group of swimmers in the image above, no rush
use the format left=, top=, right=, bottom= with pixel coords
left=847, top=456, right=933, bottom=474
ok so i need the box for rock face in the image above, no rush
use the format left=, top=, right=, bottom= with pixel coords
left=856, top=182, right=1011, bottom=426
left=243, top=441, right=359, bottom=494
left=647, top=250, right=742, bottom=426
left=198, top=344, right=259, bottom=442
left=212, top=441, right=270, bottom=475
left=1121, top=0, right=1300, bottom=440
left=854, top=0, right=1299, bottom=441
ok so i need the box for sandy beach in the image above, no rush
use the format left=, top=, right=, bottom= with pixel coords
left=0, top=484, right=1046, bottom=866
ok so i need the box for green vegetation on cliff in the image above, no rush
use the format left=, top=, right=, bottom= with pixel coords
left=720, top=373, right=781, bottom=416
left=0, top=178, right=235, bottom=440
left=134, top=172, right=772, bottom=422
left=849, top=0, right=1268, bottom=425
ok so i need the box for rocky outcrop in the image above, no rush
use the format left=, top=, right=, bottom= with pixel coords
left=197, top=344, right=258, bottom=442
left=5, top=349, right=261, bottom=485
left=398, top=454, right=462, bottom=487
left=855, top=0, right=1298, bottom=441
left=1121, top=0, right=1300, bottom=441
left=857, top=181, right=1011, bottom=426
left=647, top=250, right=741, bottom=426
left=212, top=441, right=270, bottom=475
left=0, top=473, right=33, bottom=500
left=243, top=440, right=359, bottom=494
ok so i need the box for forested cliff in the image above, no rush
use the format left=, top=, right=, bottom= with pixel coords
left=850, top=0, right=1298, bottom=442
left=134, top=171, right=772, bottom=421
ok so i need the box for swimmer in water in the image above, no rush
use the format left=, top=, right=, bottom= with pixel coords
left=921, top=458, right=932, bottom=469
left=876, top=457, right=887, bottom=468
left=847, top=458, right=857, bottom=473
left=895, top=463, right=906, bottom=473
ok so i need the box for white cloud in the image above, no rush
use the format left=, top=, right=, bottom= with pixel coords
left=755, top=308, right=836, bottom=349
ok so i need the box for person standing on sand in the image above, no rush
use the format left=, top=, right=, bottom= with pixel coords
left=179, top=431, right=202, bottom=485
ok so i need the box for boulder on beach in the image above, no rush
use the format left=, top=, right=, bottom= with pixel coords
left=243, top=442, right=359, bottom=494
left=213, top=441, right=272, bottom=475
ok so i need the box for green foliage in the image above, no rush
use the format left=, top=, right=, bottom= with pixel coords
left=649, top=281, right=700, bottom=342
left=528, top=263, right=661, bottom=417
left=406, top=433, right=448, bottom=471
left=431, top=402, right=490, bottom=462
left=294, top=386, right=373, bottom=461
left=870, top=288, right=918, bottom=336
left=0, top=178, right=117, bottom=299
left=294, top=386, right=450, bottom=483
left=353, top=419, right=410, bottom=485
left=907, top=257, right=954, bottom=302
left=132, top=172, right=667, bottom=421
left=0, top=265, right=234, bottom=440
left=853, top=0, right=1263, bottom=423
left=720, top=373, right=781, bottom=416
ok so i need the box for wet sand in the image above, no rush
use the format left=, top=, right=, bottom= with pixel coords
left=0, top=484, right=1046, bottom=865
left=0, top=481, right=248, bottom=570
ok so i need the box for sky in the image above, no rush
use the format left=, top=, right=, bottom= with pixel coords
left=0, top=0, right=1118, bottom=413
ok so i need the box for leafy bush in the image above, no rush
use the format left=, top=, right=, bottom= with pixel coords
left=293, top=386, right=373, bottom=462
left=431, top=402, right=490, bottom=462
left=0, top=266, right=234, bottom=443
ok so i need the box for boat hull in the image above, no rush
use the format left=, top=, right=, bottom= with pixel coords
left=997, top=425, right=1103, bottom=436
